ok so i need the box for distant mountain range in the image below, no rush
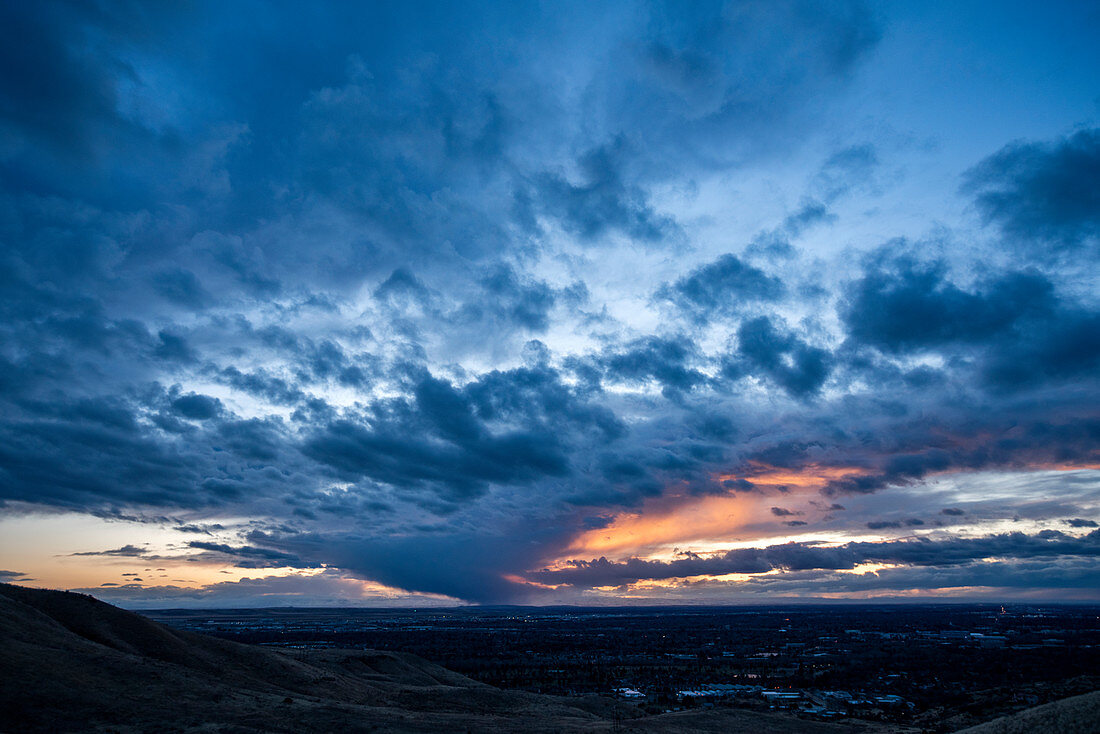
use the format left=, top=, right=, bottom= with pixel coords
left=0, top=583, right=1095, bottom=733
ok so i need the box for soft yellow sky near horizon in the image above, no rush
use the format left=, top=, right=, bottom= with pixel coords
left=0, top=511, right=299, bottom=589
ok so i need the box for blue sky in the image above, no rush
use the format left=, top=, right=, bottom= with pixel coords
left=0, top=0, right=1098, bottom=607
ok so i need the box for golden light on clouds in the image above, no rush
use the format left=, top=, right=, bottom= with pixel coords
left=568, top=493, right=751, bottom=556
left=567, top=463, right=868, bottom=558
left=502, top=573, right=563, bottom=590
left=716, top=462, right=870, bottom=488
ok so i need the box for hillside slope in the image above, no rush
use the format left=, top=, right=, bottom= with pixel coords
left=953, top=690, right=1100, bottom=734
left=0, top=583, right=870, bottom=733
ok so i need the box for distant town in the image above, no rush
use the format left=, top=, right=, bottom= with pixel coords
left=149, top=604, right=1100, bottom=731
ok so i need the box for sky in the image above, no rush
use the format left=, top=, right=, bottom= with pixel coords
left=0, top=0, right=1098, bottom=609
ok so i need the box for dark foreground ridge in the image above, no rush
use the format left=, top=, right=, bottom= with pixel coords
left=1, top=585, right=1097, bottom=734
left=0, top=583, right=883, bottom=733
left=953, top=691, right=1100, bottom=734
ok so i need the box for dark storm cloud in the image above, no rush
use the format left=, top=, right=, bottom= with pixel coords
left=781, top=199, right=834, bottom=236
left=840, top=252, right=1100, bottom=393
left=218, top=368, right=306, bottom=406
left=297, top=339, right=378, bottom=390
left=0, top=1, right=183, bottom=169
left=170, top=393, right=222, bottom=421
left=185, top=541, right=318, bottom=569
left=842, top=256, right=1056, bottom=353
left=530, top=139, right=678, bottom=243
left=215, top=419, right=286, bottom=462
left=154, top=331, right=198, bottom=363
left=599, top=335, right=707, bottom=396
left=656, top=254, right=785, bottom=322
left=980, top=306, right=1100, bottom=391
left=302, top=367, right=620, bottom=501
left=0, top=398, right=201, bottom=509
left=374, top=268, right=432, bottom=307
left=151, top=269, right=210, bottom=310
left=463, top=264, right=558, bottom=332
left=173, top=523, right=224, bottom=535
left=71, top=545, right=147, bottom=558
left=370, top=263, right=573, bottom=348
left=587, top=0, right=880, bottom=173
left=0, top=375, right=314, bottom=513
left=530, top=530, right=1100, bottom=588
left=465, top=364, right=624, bottom=440
left=0, top=2, right=524, bottom=311
left=286, top=65, right=520, bottom=273
left=731, top=316, right=832, bottom=398
left=512, top=0, right=881, bottom=248
left=0, top=0, right=878, bottom=293
left=0, top=0, right=882, bottom=300
left=963, top=127, right=1100, bottom=257
left=817, top=416, right=1100, bottom=496
left=249, top=528, right=561, bottom=604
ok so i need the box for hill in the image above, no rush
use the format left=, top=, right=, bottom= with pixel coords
left=0, top=583, right=882, bottom=733
left=953, top=690, right=1100, bottom=734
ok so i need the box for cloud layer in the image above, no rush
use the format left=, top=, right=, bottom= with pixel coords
left=1, top=1, right=1098, bottom=605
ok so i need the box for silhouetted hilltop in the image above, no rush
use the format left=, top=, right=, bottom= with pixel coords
left=0, top=584, right=879, bottom=733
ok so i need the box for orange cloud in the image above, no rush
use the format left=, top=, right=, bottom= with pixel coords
left=572, top=464, right=871, bottom=556
left=572, top=497, right=743, bottom=554
left=567, top=464, right=868, bottom=557
left=563, top=462, right=1099, bottom=572
left=718, top=462, right=869, bottom=488
left=568, top=493, right=752, bottom=555
left=502, top=573, right=562, bottom=590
